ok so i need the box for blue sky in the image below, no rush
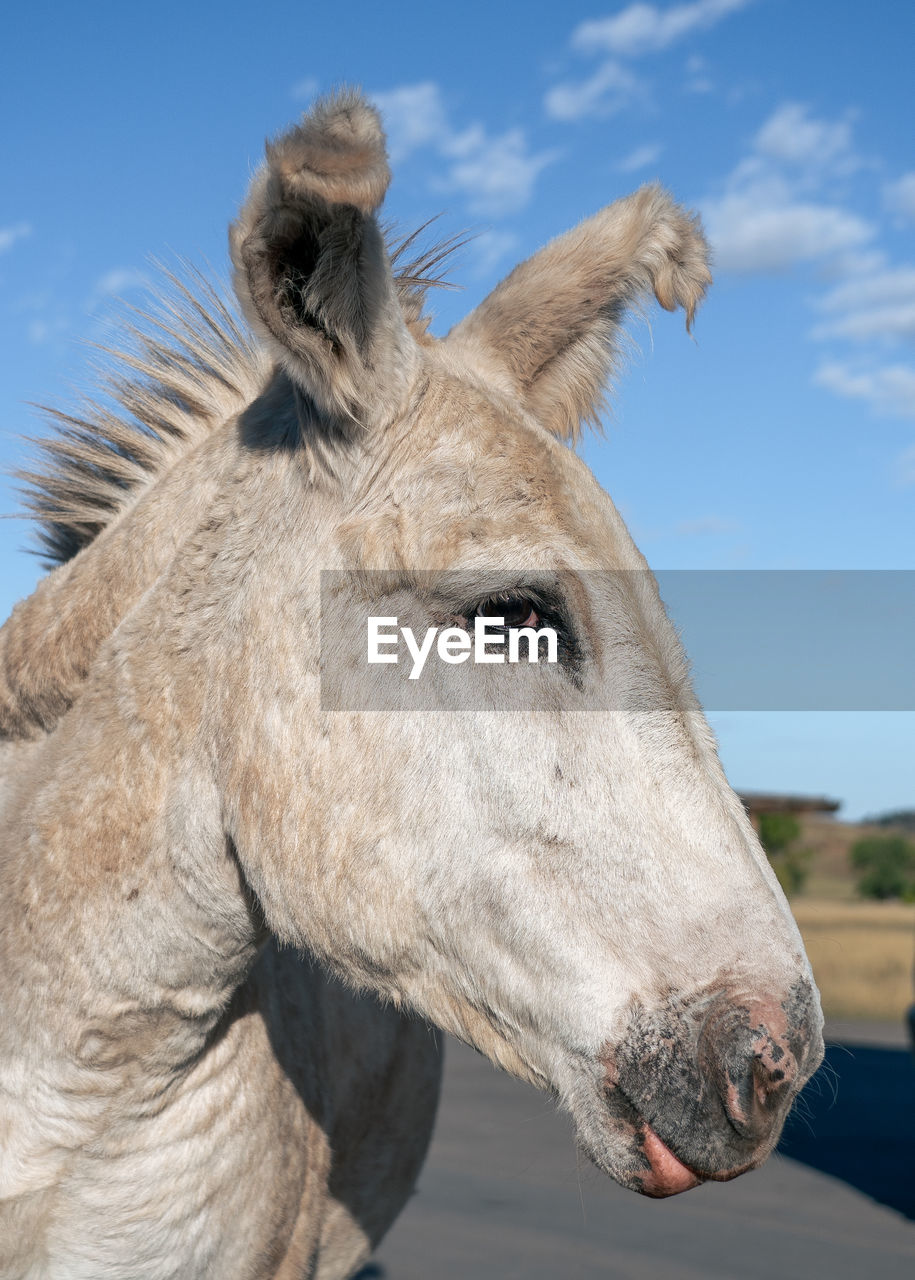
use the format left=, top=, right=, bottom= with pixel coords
left=1, top=0, right=913, bottom=817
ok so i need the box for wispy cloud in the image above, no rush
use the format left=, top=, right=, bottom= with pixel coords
left=12, top=289, right=69, bottom=345
left=701, top=100, right=915, bottom=439
left=810, top=251, right=915, bottom=435
left=753, top=102, right=858, bottom=173
left=814, top=268, right=915, bottom=344
left=814, top=362, right=915, bottom=419
left=0, top=222, right=32, bottom=255
left=373, top=82, right=556, bottom=217
left=371, top=83, right=451, bottom=162
left=572, top=0, right=753, bottom=58
left=545, top=61, right=643, bottom=122
left=884, top=171, right=915, bottom=223
left=701, top=104, right=874, bottom=273
left=618, top=142, right=663, bottom=172
left=93, top=267, right=151, bottom=299
left=546, top=0, right=752, bottom=119
left=785, top=147, right=915, bottom=428
left=440, top=127, right=555, bottom=217
left=705, top=189, right=872, bottom=273
left=290, top=76, right=319, bottom=103
left=27, top=318, right=59, bottom=345
left=684, top=53, right=713, bottom=93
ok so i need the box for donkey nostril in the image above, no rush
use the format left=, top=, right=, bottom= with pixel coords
left=693, top=987, right=821, bottom=1146
left=713, top=1034, right=800, bottom=1139
left=754, top=1043, right=796, bottom=1089
left=748, top=1046, right=796, bottom=1116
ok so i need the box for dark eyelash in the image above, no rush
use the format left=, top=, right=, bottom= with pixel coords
left=463, top=587, right=583, bottom=678
left=471, top=588, right=548, bottom=618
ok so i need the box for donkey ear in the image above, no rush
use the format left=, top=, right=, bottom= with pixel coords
left=230, top=91, right=417, bottom=427
left=445, top=185, right=711, bottom=441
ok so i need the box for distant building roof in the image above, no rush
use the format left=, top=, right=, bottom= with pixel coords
left=739, top=792, right=841, bottom=816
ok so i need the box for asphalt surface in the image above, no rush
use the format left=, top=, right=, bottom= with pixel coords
left=366, top=1022, right=915, bottom=1280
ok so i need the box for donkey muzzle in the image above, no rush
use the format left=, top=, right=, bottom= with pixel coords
left=610, top=978, right=823, bottom=1186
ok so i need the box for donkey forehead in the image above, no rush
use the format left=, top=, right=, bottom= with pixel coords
left=343, top=363, right=635, bottom=572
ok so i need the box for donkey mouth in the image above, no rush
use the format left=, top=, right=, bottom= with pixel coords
left=636, top=1124, right=705, bottom=1197
left=575, top=1071, right=763, bottom=1198
left=634, top=1117, right=759, bottom=1196
left=599, top=1090, right=758, bottom=1197
left=567, top=1078, right=705, bottom=1197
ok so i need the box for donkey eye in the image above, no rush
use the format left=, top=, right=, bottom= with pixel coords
left=472, top=595, right=541, bottom=629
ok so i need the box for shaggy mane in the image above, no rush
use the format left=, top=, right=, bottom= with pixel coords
left=18, top=233, right=459, bottom=567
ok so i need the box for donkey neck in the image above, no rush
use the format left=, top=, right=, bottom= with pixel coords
left=0, top=418, right=253, bottom=741
left=0, top=654, right=262, bottom=1051
left=0, top=663, right=265, bottom=1229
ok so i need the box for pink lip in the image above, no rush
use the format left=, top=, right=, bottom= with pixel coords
left=638, top=1125, right=705, bottom=1197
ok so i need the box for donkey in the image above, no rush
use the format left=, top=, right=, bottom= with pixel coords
left=0, top=92, right=823, bottom=1279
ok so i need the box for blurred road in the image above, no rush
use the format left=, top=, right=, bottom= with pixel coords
left=367, top=1023, right=915, bottom=1280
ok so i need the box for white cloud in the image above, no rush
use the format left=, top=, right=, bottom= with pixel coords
left=814, top=268, right=915, bottom=343
left=697, top=103, right=915, bottom=431
left=804, top=176, right=915, bottom=427
left=441, top=128, right=556, bottom=217
left=819, top=268, right=915, bottom=313
left=618, top=142, right=663, bottom=172
left=373, top=82, right=555, bottom=217
left=0, top=222, right=31, bottom=254
left=546, top=1, right=750, bottom=122
left=572, top=0, right=752, bottom=58
left=701, top=105, right=873, bottom=273
left=814, top=361, right=915, bottom=418
left=825, top=248, right=888, bottom=279
left=704, top=191, right=872, bottom=273
left=544, top=60, right=643, bottom=122
left=754, top=102, right=857, bottom=173
left=884, top=172, right=915, bottom=223
left=94, top=268, right=151, bottom=296
left=371, top=82, right=451, bottom=161
left=818, top=308, right=915, bottom=345
left=819, top=267, right=915, bottom=317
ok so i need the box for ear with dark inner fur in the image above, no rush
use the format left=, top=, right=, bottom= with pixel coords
left=230, top=91, right=418, bottom=431
left=445, top=184, right=712, bottom=443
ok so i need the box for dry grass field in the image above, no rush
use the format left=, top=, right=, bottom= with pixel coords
left=779, top=814, right=915, bottom=1021
left=792, top=899, right=915, bottom=1021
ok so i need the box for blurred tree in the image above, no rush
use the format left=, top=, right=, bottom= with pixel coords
left=757, top=812, right=811, bottom=896
left=867, top=809, right=915, bottom=833
left=850, top=835, right=915, bottom=900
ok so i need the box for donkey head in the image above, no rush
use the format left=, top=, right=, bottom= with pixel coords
left=221, top=92, right=823, bottom=1197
